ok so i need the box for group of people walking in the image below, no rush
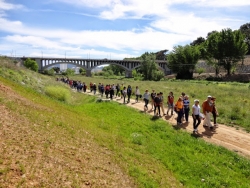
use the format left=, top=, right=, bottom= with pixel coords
left=58, top=77, right=218, bottom=134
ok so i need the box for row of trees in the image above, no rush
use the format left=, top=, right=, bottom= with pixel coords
left=168, top=24, right=249, bottom=79
left=119, top=23, right=249, bottom=80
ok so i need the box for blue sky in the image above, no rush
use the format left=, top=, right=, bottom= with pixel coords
left=0, top=0, right=249, bottom=59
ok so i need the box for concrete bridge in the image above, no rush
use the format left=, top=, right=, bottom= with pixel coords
left=19, top=57, right=170, bottom=77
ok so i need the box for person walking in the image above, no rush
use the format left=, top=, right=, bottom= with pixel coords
left=143, top=89, right=150, bottom=111
left=120, top=84, right=124, bottom=99
left=122, top=87, right=127, bottom=104
left=154, top=93, right=161, bottom=116
left=202, top=95, right=214, bottom=129
left=159, top=92, right=166, bottom=115
left=183, top=95, right=190, bottom=122
left=100, top=84, right=104, bottom=97
left=175, top=97, right=184, bottom=125
left=211, top=97, right=219, bottom=126
left=167, top=92, right=174, bottom=115
left=127, top=85, right=132, bottom=103
left=135, top=86, right=140, bottom=103
left=116, top=84, right=120, bottom=97
left=92, top=83, right=97, bottom=95
left=192, top=99, right=201, bottom=133
left=150, top=90, right=156, bottom=110
left=122, top=86, right=127, bottom=104
left=109, top=84, right=115, bottom=100
left=105, top=84, right=110, bottom=99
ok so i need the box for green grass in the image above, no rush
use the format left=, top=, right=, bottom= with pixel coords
left=68, top=75, right=250, bottom=132
left=44, top=85, right=71, bottom=102
left=74, top=101, right=250, bottom=187
left=0, top=57, right=250, bottom=187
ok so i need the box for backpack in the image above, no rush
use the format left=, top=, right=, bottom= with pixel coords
left=127, top=87, right=132, bottom=94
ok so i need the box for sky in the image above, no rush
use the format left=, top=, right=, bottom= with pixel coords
left=0, top=0, right=249, bottom=60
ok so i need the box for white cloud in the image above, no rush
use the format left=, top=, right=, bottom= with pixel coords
left=0, top=0, right=249, bottom=59
left=0, top=0, right=24, bottom=10
left=150, top=12, right=229, bottom=37
left=55, top=0, right=250, bottom=20
left=52, top=0, right=117, bottom=8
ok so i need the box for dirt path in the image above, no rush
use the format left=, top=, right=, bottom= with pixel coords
left=86, top=91, right=250, bottom=159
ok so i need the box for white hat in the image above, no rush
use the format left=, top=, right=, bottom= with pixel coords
left=194, top=99, right=199, bottom=102
left=207, top=95, right=212, bottom=98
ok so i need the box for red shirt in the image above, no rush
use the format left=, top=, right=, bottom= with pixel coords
left=168, top=95, right=174, bottom=104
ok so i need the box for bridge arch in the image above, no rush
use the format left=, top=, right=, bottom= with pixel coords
left=20, top=57, right=169, bottom=77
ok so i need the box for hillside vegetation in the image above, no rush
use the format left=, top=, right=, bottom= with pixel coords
left=0, top=57, right=250, bottom=188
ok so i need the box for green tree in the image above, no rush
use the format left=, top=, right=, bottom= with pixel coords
left=205, top=28, right=248, bottom=75
left=43, top=68, right=55, bottom=76
left=79, top=67, right=86, bottom=75
left=167, top=45, right=201, bottom=79
left=52, top=67, right=60, bottom=73
left=203, top=32, right=221, bottom=75
left=239, top=23, right=250, bottom=55
left=102, top=64, right=124, bottom=75
left=140, top=52, right=158, bottom=80
left=23, top=58, right=38, bottom=72
left=62, top=68, right=75, bottom=76
left=190, top=37, right=205, bottom=46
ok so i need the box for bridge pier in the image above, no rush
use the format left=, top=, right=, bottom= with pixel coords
left=125, top=70, right=133, bottom=78
left=86, top=69, right=92, bottom=77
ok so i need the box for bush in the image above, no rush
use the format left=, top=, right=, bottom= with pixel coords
left=23, top=58, right=38, bottom=72
left=43, top=69, right=55, bottom=76
left=152, top=70, right=165, bottom=81
left=44, top=86, right=71, bottom=102
left=195, top=67, right=205, bottom=75
left=206, top=76, right=223, bottom=81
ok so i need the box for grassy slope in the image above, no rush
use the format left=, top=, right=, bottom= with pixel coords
left=0, top=58, right=250, bottom=187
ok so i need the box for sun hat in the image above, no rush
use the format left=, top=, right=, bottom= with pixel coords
left=194, top=99, right=199, bottom=102
left=207, top=95, right=212, bottom=98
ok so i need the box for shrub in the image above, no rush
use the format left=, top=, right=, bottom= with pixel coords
left=44, top=86, right=71, bottom=102
left=43, top=69, right=55, bottom=76
left=62, top=68, right=75, bottom=76
left=23, top=58, right=38, bottom=72
left=195, top=67, right=205, bottom=75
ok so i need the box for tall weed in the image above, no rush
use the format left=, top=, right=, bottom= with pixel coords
left=44, top=86, right=71, bottom=102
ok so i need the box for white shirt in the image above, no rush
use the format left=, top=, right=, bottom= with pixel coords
left=192, top=104, right=200, bottom=115
left=123, top=89, right=127, bottom=96
left=135, top=88, right=140, bottom=95
left=143, top=92, right=150, bottom=100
